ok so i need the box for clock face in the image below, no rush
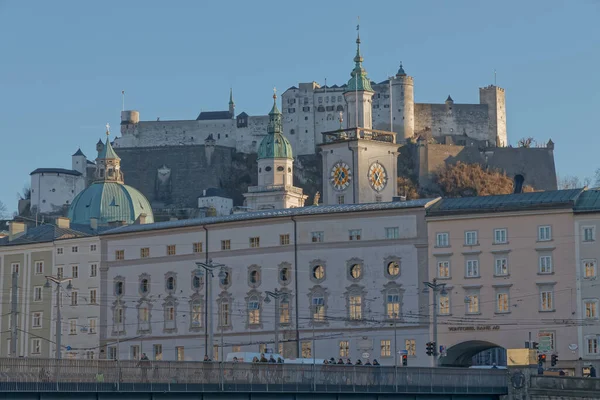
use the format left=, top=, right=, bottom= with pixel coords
left=330, top=162, right=352, bottom=191
left=368, top=162, right=388, bottom=192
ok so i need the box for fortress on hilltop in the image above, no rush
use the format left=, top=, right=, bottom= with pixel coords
left=26, top=28, right=557, bottom=220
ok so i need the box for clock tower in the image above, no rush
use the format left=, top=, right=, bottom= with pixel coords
left=320, top=27, right=398, bottom=206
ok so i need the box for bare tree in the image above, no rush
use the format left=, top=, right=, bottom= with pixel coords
left=557, top=175, right=582, bottom=190
left=517, top=137, right=535, bottom=148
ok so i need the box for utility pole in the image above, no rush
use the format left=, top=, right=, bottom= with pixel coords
left=264, top=289, right=287, bottom=355
left=196, top=260, right=226, bottom=358
left=423, top=278, right=447, bottom=367
left=45, top=274, right=73, bottom=359
left=10, top=272, right=18, bottom=357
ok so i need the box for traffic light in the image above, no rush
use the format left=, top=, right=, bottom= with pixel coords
left=532, top=342, right=539, bottom=350
left=426, top=342, right=436, bottom=356
left=538, top=354, right=546, bottom=363
left=402, top=354, right=408, bottom=366
left=551, top=354, right=558, bottom=367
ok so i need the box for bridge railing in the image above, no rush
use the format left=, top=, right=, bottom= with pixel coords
left=0, top=358, right=508, bottom=394
left=530, top=375, right=600, bottom=392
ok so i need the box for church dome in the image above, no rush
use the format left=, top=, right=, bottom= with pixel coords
left=68, top=182, right=154, bottom=226
left=257, top=90, right=293, bottom=160
left=68, top=124, right=154, bottom=227
left=257, top=131, right=293, bottom=160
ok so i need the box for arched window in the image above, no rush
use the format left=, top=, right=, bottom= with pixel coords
left=386, top=288, right=401, bottom=319
left=140, top=279, right=149, bottom=294
left=166, top=276, right=175, bottom=291
left=248, top=295, right=260, bottom=325
left=115, top=281, right=124, bottom=296
left=279, top=298, right=290, bottom=325
left=192, top=275, right=202, bottom=290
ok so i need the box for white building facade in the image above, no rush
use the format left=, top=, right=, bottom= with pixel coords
left=100, top=201, right=434, bottom=365
left=51, top=233, right=101, bottom=359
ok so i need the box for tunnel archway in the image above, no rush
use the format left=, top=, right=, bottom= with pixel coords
left=513, top=174, right=524, bottom=194
left=438, top=340, right=506, bottom=367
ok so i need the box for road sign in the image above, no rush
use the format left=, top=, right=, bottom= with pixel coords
left=362, top=352, right=370, bottom=359
left=66, top=346, right=71, bottom=351
left=398, top=350, right=408, bottom=355
left=538, top=336, right=552, bottom=353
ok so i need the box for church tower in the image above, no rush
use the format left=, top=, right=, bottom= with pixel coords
left=244, top=90, right=307, bottom=210
left=320, top=27, right=398, bottom=206
left=344, top=26, right=374, bottom=130
left=391, top=63, right=415, bottom=141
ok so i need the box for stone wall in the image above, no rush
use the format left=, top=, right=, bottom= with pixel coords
left=115, top=114, right=269, bottom=154
left=116, top=145, right=322, bottom=210
left=415, top=142, right=557, bottom=191
left=414, top=103, right=491, bottom=142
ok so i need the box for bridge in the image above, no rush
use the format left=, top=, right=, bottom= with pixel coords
left=0, top=358, right=507, bottom=399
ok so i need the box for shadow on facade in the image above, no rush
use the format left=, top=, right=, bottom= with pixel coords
left=439, top=340, right=506, bottom=367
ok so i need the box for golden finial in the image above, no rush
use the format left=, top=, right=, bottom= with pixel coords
left=273, top=87, right=277, bottom=100
left=105, top=123, right=110, bottom=137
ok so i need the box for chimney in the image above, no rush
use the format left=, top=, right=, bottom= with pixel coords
left=56, top=217, right=70, bottom=229
left=9, top=221, right=26, bottom=241
left=136, top=213, right=147, bottom=225
left=90, top=218, right=98, bottom=231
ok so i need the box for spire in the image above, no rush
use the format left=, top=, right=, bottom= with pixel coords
left=97, top=123, right=120, bottom=160
left=94, top=124, right=124, bottom=183
left=345, top=21, right=373, bottom=93
left=228, top=87, right=235, bottom=117
left=267, top=88, right=282, bottom=135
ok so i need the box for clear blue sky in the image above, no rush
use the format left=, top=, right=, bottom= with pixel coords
left=1, top=0, right=599, bottom=213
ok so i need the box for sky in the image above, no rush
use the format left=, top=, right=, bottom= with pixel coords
left=0, top=0, right=599, bottom=214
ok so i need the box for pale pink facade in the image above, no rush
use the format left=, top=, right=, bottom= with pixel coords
left=427, top=208, right=578, bottom=369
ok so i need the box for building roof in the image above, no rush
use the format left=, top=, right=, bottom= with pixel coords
left=196, top=111, right=232, bottom=121
left=68, top=182, right=154, bottom=226
left=97, top=138, right=120, bottom=160
left=426, top=189, right=584, bottom=217
left=103, top=198, right=437, bottom=236
left=30, top=168, right=82, bottom=177
left=72, top=148, right=86, bottom=157
left=573, top=189, right=600, bottom=213
left=0, top=224, right=92, bottom=247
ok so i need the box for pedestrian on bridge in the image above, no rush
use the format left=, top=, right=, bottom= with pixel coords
left=138, top=353, right=151, bottom=383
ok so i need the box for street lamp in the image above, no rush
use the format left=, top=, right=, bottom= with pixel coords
left=195, top=260, right=226, bottom=359
left=264, top=289, right=287, bottom=356
left=422, top=278, right=447, bottom=366
left=44, top=274, right=73, bottom=359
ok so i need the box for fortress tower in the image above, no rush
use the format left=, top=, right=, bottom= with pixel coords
left=391, top=63, right=415, bottom=141
left=479, top=85, right=507, bottom=147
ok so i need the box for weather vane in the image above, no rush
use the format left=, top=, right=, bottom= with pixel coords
left=106, top=123, right=111, bottom=136
left=273, top=87, right=277, bottom=99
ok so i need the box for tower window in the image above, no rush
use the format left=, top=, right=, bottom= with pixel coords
left=290, top=129, right=295, bottom=135
left=265, top=166, right=272, bottom=172
left=277, top=166, right=284, bottom=172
